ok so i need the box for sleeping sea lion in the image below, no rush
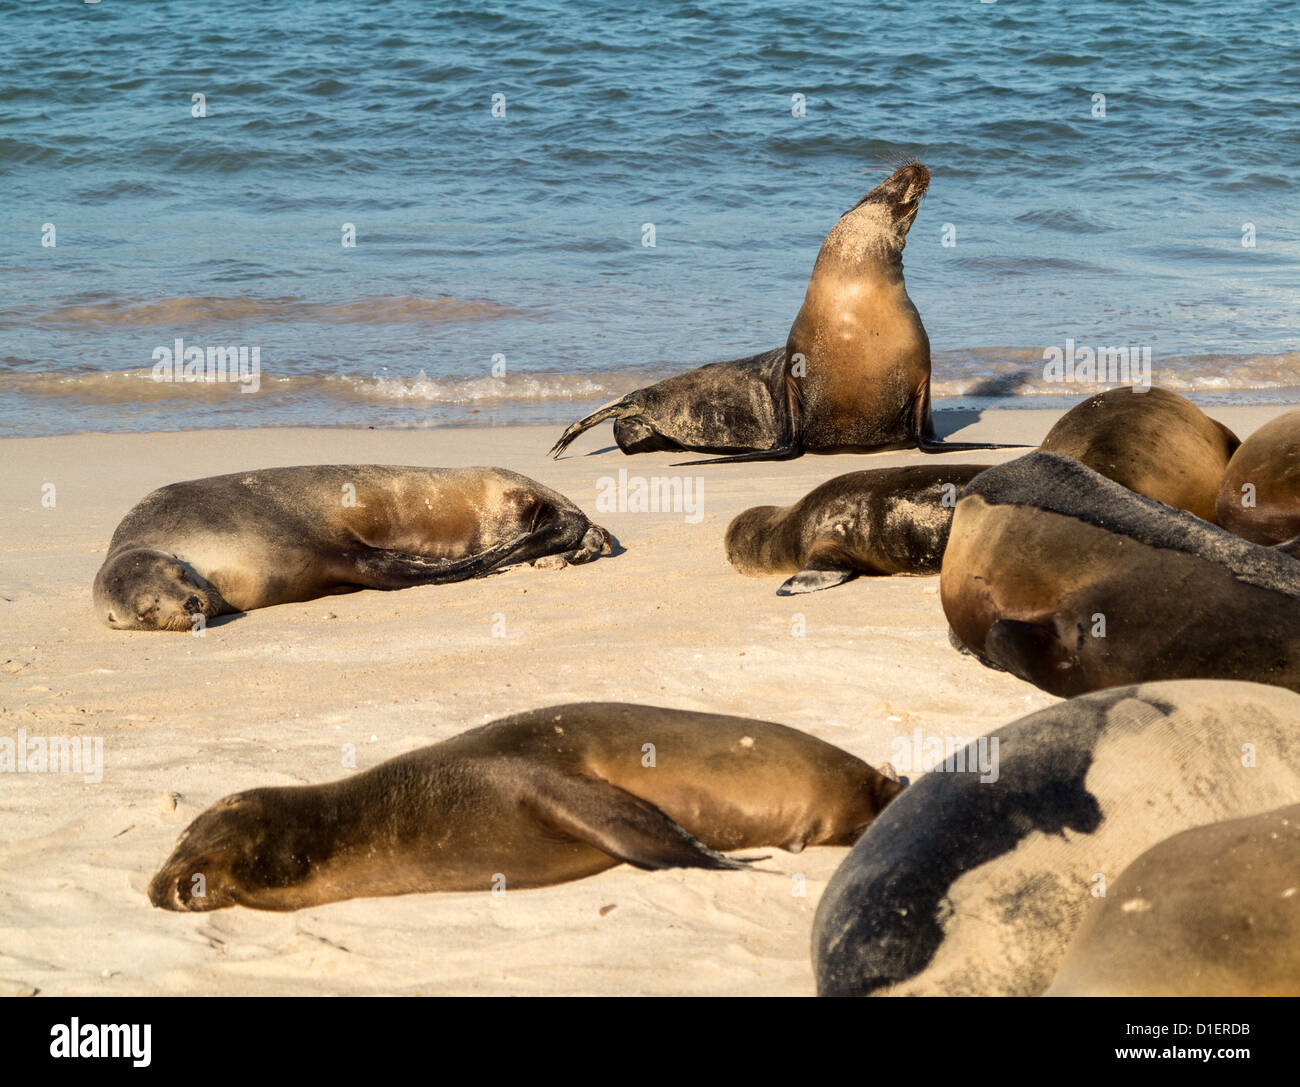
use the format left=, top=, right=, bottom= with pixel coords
left=94, top=465, right=611, bottom=631
left=148, top=702, right=904, bottom=910
left=1038, top=385, right=1239, bottom=522
left=725, top=463, right=989, bottom=594
left=813, top=680, right=1300, bottom=996
left=940, top=451, right=1300, bottom=697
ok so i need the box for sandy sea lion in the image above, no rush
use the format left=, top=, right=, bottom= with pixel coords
left=1046, top=803, right=1300, bottom=997
left=148, top=702, right=904, bottom=910
left=725, top=463, right=990, bottom=594
left=1216, top=408, right=1300, bottom=547
left=812, top=680, right=1300, bottom=996
left=1038, top=386, right=1239, bottom=522
left=550, top=161, right=1008, bottom=464
left=94, top=465, right=611, bottom=631
left=940, top=451, right=1300, bottom=697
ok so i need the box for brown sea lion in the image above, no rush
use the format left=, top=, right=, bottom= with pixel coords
left=94, top=465, right=611, bottom=631
left=148, top=703, right=904, bottom=910
left=813, top=680, right=1300, bottom=996
left=1216, top=408, right=1300, bottom=548
left=1046, top=803, right=1300, bottom=996
left=725, top=463, right=990, bottom=594
left=939, top=451, right=1300, bottom=697
left=1038, top=385, right=1239, bottom=521
left=549, top=161, right=1010, bottom=463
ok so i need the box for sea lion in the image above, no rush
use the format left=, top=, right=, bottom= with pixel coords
left=94, top=465, right=611, bottom=631
left=1216, top=408, right=1300, bottom=548
left=812, top=680, right=1300, bottom=996
left=148, top=702, right=904, bottom=910
left=550, top=161, right=1008, bottom=463
left=725, top=463, right=990, bottom=594
left=940, top=451, right=1300, bottom=697
left=1046, top=803, right=1300, bottom=997
left=1038, top=386, right=1239, bottom=522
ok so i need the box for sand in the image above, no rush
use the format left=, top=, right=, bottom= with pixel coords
left=0, top=404, right=1287, bottom=997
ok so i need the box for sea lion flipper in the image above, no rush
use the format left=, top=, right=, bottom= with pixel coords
left=669, top=443, right=800, bottom=467
left=350, top=534, right=528, bottom=588
left=549, top=397, right=633, bottom=458
left=777, top=564, right=858, bottom=596
left=533, top=773, right=763, bottom=872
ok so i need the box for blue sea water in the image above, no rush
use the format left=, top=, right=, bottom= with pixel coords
left=1, top=0, right=1297, bottom=436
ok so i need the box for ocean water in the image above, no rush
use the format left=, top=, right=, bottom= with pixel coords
left=1, top=0, right=1297, bottom=437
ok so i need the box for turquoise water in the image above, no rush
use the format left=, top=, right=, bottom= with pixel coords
left=1, top=0, right=1297, bottom=435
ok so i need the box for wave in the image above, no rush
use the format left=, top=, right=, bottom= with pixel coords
left=13, top=295, right=530, bottom=328
left=0, top=367, right=648, bottom=406
left=2, top=351, right=1296, bottom=412
left=929, top=348, right=1300, bottom=399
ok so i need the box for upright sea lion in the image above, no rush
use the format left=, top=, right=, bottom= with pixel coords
left=812, top=680, right=1300, bottom=996
left=1038, top=385, right=1239, bottom=521
left=1216, top=408, right=1300, bottom=548
left=148, top=702, right=904, bottom=910
left=550, top=161, right=1008, bottom=463
left=1046, top=803, right=1300, bottom=997
left=94, top=465, right=611, bottom=631
left=725, top=463, right=989, bottom=594
left=940, top=451, right=1300, bottom=697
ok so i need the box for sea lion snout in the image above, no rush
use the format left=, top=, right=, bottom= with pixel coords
left=93, top=548, right=225, bottom=630
left=149, top=792, right=274, bottom=912
left=856, top=160, right=930, bottom=226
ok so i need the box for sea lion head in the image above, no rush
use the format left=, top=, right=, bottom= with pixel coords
left=148, top=789, right=316, bottom=911
left=723, top=505, right=784, bottom=575
left=93, top=548, right=227, bottom=631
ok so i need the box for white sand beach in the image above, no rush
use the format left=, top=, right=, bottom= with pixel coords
left=0, top=404, right=1288, bottom=997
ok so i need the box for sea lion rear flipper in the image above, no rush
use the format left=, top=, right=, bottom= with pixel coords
left=550, top=397, right=633, bottom=458
left=671, top=443, right=800, bottom=466
left=532, top=773, right=766, bottom=872
left=777, top=563, right=858, bottom=596
left=912, top=384, right=1026, bottom=452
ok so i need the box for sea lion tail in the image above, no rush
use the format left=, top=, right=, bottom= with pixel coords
left=549, top=398, right=632, bottom=458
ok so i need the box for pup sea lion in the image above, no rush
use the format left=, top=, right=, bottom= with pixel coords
left=812, top=680, right=1300, bottom=996
left=148, top=702, right=904, bottom=910
left=95, top=465, right=611, bottom=631
left=725, top=463, right=989, bottom=594
left=550, top=161, right=1008, bottom=463
left=1046, top=803, right=1300, bottom=996
left=940, top=451, right=1300, bottom=697
left=1038, top=386, right=1239, bottom=522
left=1216, top=408, right=1300, bottom=547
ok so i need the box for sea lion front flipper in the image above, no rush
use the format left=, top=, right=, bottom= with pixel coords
left=777, top=563, right=859, bottom=596
left=531, top=772, right=765, bottom=872
left=349, top=534, right=529, bottom=588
